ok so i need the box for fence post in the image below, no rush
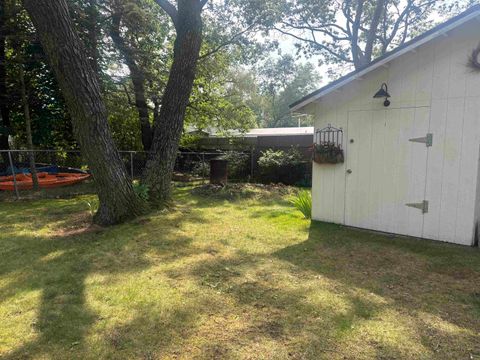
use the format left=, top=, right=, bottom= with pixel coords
left=130, top=152, right=134, bottom=180
left=7, top=151, right=19, bottom=200
left=250, top=147, right=254, bottom=182
left=202, top=152, right=206, bottom=183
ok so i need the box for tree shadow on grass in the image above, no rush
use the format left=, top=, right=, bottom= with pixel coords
left=182, top=252, right=390, bottom=358
left=273, top=221, right=480, bottom=358
left=178, top=221, right=480, bottom=359
left=0, top=201, right=208, bottom=359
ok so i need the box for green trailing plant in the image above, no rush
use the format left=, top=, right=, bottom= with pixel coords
left=313, top=143, right=344, bottom=164
left=290, top=190, right=312, bottom=219
left=133, top=182, right=150, bottom=202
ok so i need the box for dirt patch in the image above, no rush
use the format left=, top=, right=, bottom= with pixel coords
left=256, top=320, right=284, bottom=339
left=51, top=211, right=104, bottom=238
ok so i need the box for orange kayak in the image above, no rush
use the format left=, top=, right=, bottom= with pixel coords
left=0, top=172, right=90, bottom=191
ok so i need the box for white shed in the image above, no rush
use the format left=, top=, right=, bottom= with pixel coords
left=291, top=5, right=480, bottom=246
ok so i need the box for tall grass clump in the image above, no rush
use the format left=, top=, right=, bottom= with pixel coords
left=291, top=190, right=312, bottom=219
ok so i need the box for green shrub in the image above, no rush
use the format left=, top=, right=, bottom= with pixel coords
left=291, top=190, right=312, bottom=219
left=257, top=147, right=307, bottom=185
left=191, top=161, right=210, bottom=177
left=133, top=182, right=149, bottom=201
left=219, top=151, right=250, bottom=179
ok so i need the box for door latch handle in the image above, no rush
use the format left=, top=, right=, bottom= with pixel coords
left=346, top=169, right=352, bottom=174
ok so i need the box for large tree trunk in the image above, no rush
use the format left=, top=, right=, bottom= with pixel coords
left=24, top=0, right=145, bottom=225
left=86, top=0, right=101, bottom=79
left=350, top=0, right=365, bottom=69
left=19, top=65, right=39, bottom=190
left=0, top=0, right=10, bottom=160
left=364, top=0, right=385, bottom=65
left=142, top=0, right=203, bottom=204
left=110, top=12, right=153, bottom=151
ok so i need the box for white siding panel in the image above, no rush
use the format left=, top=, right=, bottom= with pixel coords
left=393, top=109, right=414, bottom=235
left=368, top=110, right=386, bottom=231
left=407, top=107, right=430, bottom=237
left=311, top=103, right=347, bottom=224
left=431, top=37, right=451, bottom=100
left=455, top=98, right=480, bottom=245
left=423, top=99, right=448, bottom=240
left=437, top=98, right=465, bottom=241
left=333, top=109, right=348, bottom=224
left=401, top=53, right=419, bottom=105
left=382, top=109, right=402, bottom=233
left=447, top=46, right=468, bottom=99
left=415, top=43, right=435, bottom=106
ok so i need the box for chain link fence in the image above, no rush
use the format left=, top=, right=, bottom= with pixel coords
left=0, top=149, right=259, bottom=200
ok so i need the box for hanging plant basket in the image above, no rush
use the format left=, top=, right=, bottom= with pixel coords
left=313, top=124, right=344, bottom=164
left=313, top=143, right=344, bottom=164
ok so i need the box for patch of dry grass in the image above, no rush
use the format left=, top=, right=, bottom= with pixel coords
left=0, top=184, right=479, bottom=359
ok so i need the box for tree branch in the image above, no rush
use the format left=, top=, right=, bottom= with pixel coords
left=121, top=83, right=135, bottom=106
left=153, top=0, right=178, bottom=25
left=273, top=26, right=352, bottom=63
left=280, top=21, right=350, bottom=42
left=281, top=20, right=348, bottom=35
left=351, top=0, right=365, bottom=67
left=199, top=23, right=256, bottom=59
left=364, top=0, right=385, bottom=63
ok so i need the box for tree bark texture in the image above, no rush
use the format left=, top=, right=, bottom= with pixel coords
left=110, top=12, right=153, bottom=151
left=143, top=0, right=203, bottom=204
left=86, top=0, right=102, bottom=80
left=23, top=0, right=145, bottom=225
left=0, top=0, right=10, bottom=157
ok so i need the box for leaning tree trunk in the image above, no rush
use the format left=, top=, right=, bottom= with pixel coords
left=142, top=0, right=203, bottom=204
left=23, top=0, right=145, bottom=225
left=110, top=12, right=153, bottom=151
left=86, top=0, right=101, bottom=77
left=19, top=65, right=39, bottom=190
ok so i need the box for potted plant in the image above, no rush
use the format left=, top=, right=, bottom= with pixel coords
left=312, top=142, right=344, bottom=164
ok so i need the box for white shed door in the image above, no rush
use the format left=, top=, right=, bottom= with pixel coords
left=345, top=107, right=430, bottom=238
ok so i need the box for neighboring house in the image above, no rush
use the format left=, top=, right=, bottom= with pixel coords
left=189, top=127, right=314, bottom=157
left=290, top=5, right=480, bottom=246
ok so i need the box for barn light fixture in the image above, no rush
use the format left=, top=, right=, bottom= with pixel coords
left=373, top=83, right=391, bottom=107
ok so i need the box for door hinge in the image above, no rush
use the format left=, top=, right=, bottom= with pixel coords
left=406, top=200, right=429, bottom=214
left=409, top=133, right=433, bottom=147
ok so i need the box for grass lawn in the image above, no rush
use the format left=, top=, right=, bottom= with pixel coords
left=0, top=184, right=479, bottom=359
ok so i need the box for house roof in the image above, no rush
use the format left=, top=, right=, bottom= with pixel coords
left=290, top=4, right=480, bottom=112
left=187, top=126, right=314, bottom=138
left=242, top=127, right=314, bottom=137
